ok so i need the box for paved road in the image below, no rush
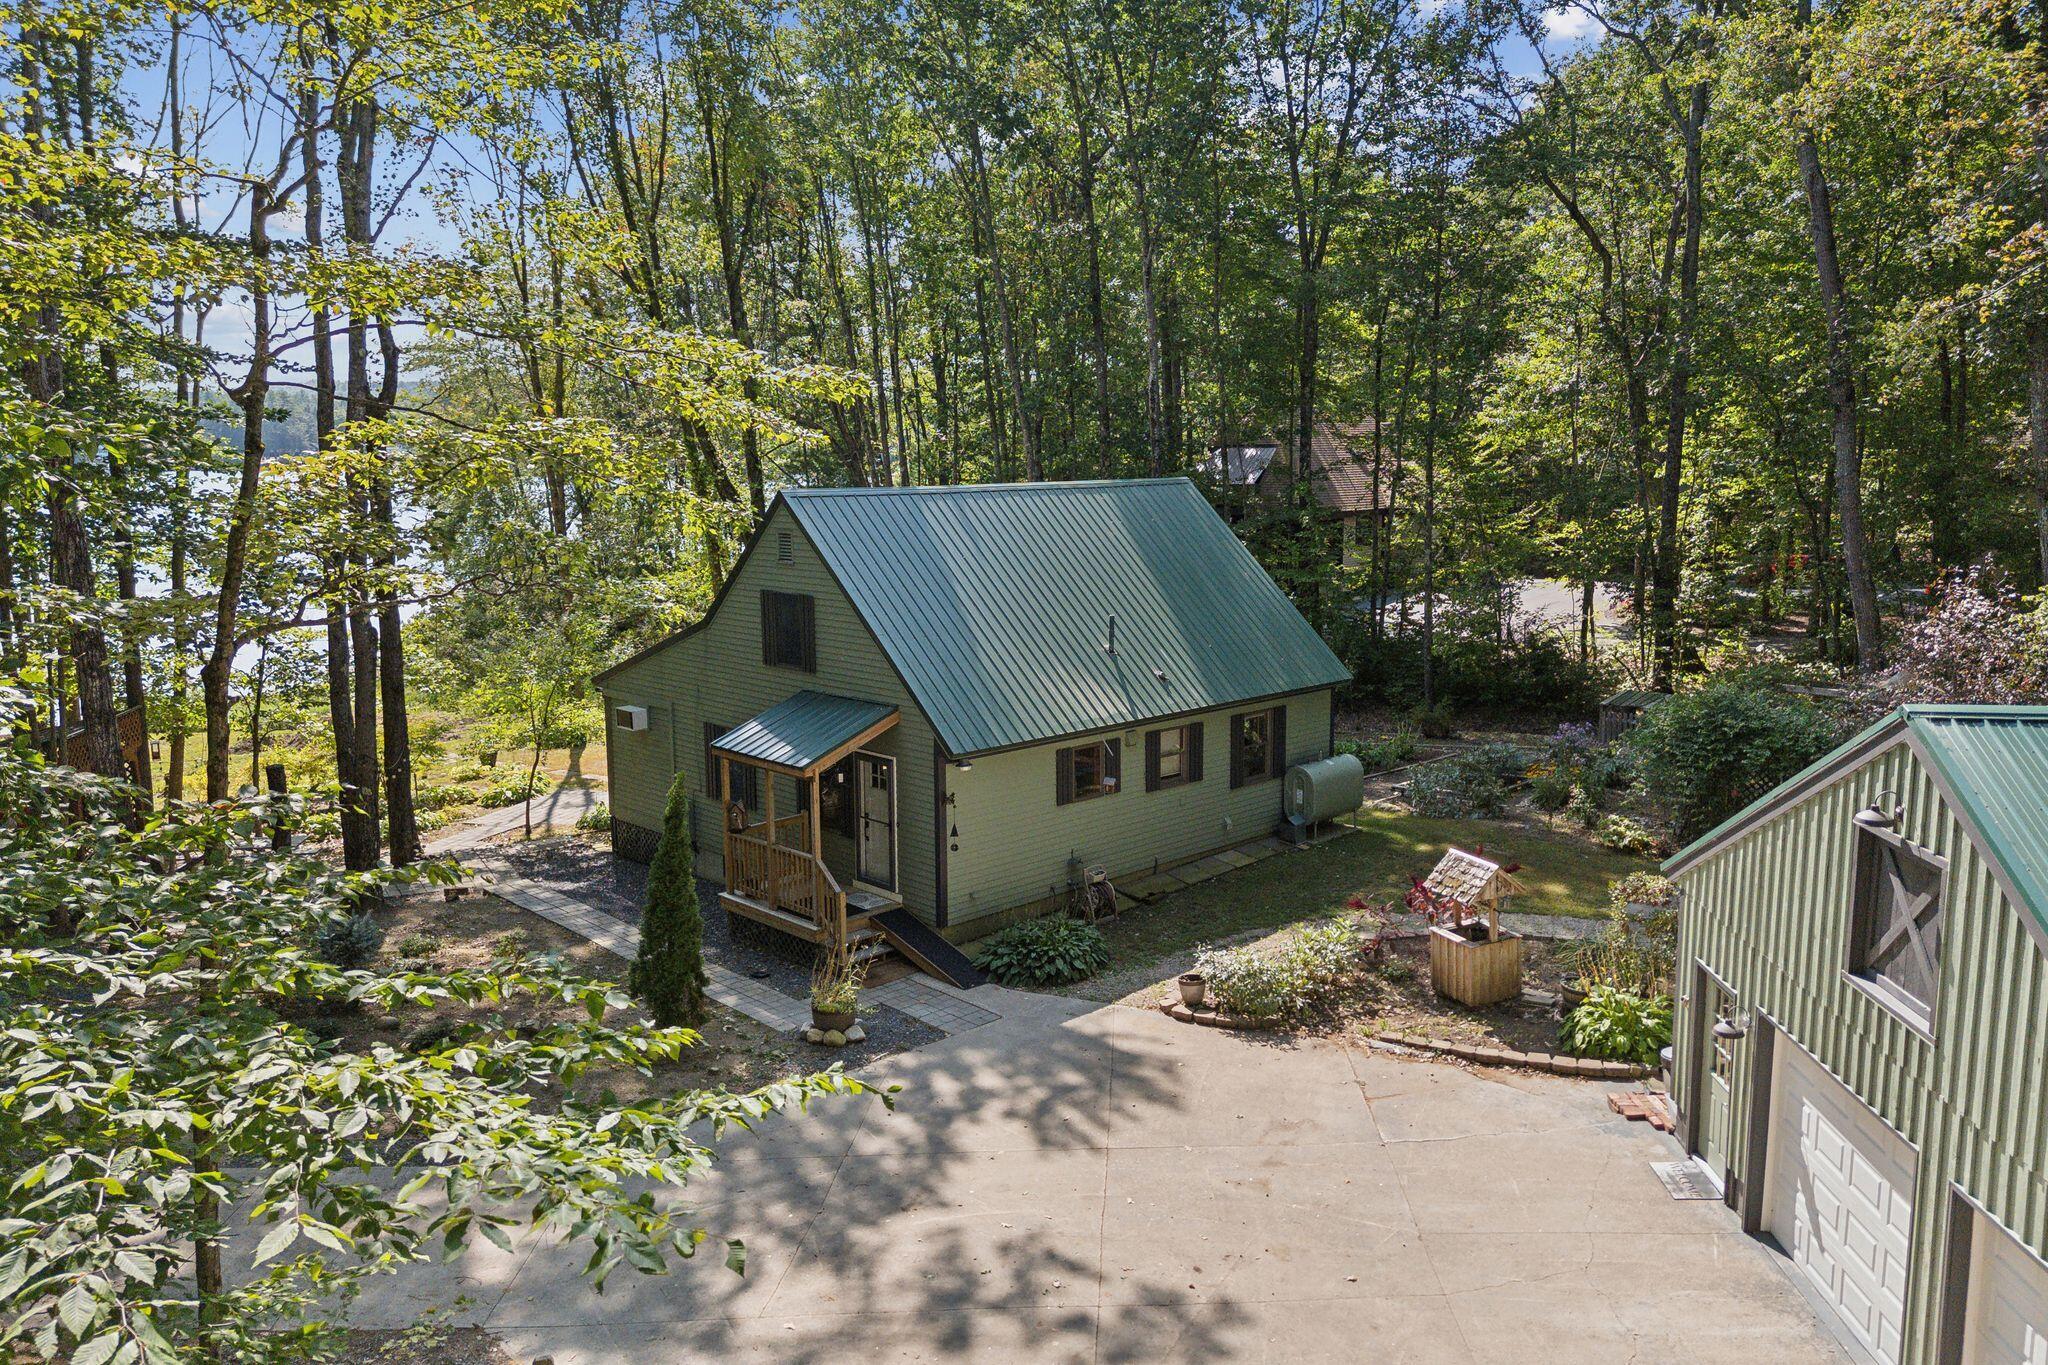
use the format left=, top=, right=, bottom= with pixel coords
left=343, top=991, right=1844, bottom=1364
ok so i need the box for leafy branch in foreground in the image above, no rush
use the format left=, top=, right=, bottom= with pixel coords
left=0, top=688, right=889, bottom=1363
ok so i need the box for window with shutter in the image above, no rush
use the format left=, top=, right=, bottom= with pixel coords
left=1847, top=820, right=1946, bottom=1029
left=1146, top=724, right=1200, bottom=791
left=760, top=590, right=816, bottom=671
left=1057, top=739, right=1120, bottom=803
left=1231, top=709, right=1280, bottom=786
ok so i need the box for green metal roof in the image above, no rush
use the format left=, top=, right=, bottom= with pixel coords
left=1903, top=706, right=2048, bottom=942
left=1665, top=705, right=2048, bottom=942
left=782, top=479, right=1351, bottom=755
left=710, top=691, right=897, bottom=771
left=1604, top=689, right=1669, bottom=710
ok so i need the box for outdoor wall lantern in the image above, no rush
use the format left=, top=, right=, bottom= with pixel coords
left=1711, top=1011, right=1753, bottom=1041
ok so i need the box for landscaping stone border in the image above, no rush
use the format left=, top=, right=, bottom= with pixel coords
left=1157, top=996, right=1282, bottom=1031
left=1367, top=1029, right=1652, bottom=1080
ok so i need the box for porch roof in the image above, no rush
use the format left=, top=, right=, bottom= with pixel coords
left=711, top=691, right=898, bottom=775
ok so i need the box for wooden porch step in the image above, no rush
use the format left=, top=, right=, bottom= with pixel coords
left=874, top=908, right=986, bottom=989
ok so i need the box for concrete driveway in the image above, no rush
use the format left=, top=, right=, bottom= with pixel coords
left=348, top=988, right=1844, bottom=1363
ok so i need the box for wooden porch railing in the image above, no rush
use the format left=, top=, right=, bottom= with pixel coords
left=722, top=822, right=847, bottom=956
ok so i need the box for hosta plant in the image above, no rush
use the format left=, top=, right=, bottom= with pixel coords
left=1559, top=987, right=1673, bottom=1065
left=974, top=917, right=1110, bottom=987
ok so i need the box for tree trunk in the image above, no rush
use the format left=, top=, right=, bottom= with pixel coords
left=1651, top=77, right=1709, bottom=687
left=1796, top=128, right=1882, bottom=669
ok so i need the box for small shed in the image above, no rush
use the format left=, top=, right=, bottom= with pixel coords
left=1421, top=848, right=1528, bottom=1007
left=1598, top=689, right=1669, bottom=743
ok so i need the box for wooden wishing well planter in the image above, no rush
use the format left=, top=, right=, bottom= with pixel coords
left=1420, top=848, right=1527, bottom=1008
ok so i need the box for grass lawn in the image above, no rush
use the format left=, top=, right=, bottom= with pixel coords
left=1063, top=807, right=1654, bottom=1004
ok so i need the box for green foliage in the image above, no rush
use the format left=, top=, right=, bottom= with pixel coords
left=0, top=690, right=881, bottom=1362
left=974, top=917, right=1111, bottom=987
left=1626, top=683, right=1843, bottom=839
left=413, top=783, right=474, bottom=813
left=1608, top=872, right=1676, bottom=915
left=1406, top=745, right=1528, bottom=819
left=630, top=777, right=710, bottom=1028
left=1406, top=701, right=1458, bottom=739
left=1594, top=814, right=1663, bottom=854
left=577, top=801, right=613, bottom=834
left=1336, top=725, right=1422, bottom=771
left=312, top=912, right=386, bottom=968
left=1559, top=988, right=1673, bottom=1065
left=809, top=955, right=865, bottom=1013
left=1192, top=920, right=1360, bottom=1022
left=476, top=774, right=542, bottom=809
left=1564, top=910, right=1676, bottom=998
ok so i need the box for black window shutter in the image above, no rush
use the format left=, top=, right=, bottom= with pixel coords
left=759, top=593, right=775, bottom=666
left=1145, top=730, right=1162, bottom=792
left=798, top=593, right=816, bottom=671
left=1055, top=747, right=1075, bottom=805
left=1186, top=721, right=1204, bottom=784
left=1270, top=706, right=1287, bottom=778
left=703, top=723, right=724, bottom=798
left=1229, top=715, right=1246, bottom=789
left=1104, top=738, right=1121, bottom=793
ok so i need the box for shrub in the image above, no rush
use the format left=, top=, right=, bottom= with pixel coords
left=477, top=774, right=541, bottom=808
left=1626, top=681, right=1841, bottom=838
left=1595, top=813, right=1663, bottom=855
left=313, top=911, right=385, bottom=968
left=394, top=931, right=441, bottom=961
left=1193, top=920, right=1359, bottom=1021
left=1406, top=700, right=1457, bottom=739
left=1529, top=763, right=1575, bottom=812
left=1406, top=746, right=1526, bottom=819
left=1608, top=872, right=1676, bottom=915
left=1559, top=987, right=1672, bottom=1064
left=577, top=802, right=613, bottom=834
left=975, top=917, right=1110, bottom=987
left=1563, top=783, right=1602, bottom=828
left=1564, top=912, right=1675, bottom=997
left=630, top=776, right=710, bottom=1026
left=413, top=783, right=472, bottom=813
left=1336, top=724, right=1422, bottom=772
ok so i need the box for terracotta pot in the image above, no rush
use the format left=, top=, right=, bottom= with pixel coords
left=811, top=1007, right=855, bottom=1033
left=1177, top=973, right=1208, bottom=1009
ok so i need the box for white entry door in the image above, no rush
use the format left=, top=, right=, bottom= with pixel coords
left=1964, top=1212, right=2048, bottom=1365
left=1765, top=1041, right=1918, bottom=1365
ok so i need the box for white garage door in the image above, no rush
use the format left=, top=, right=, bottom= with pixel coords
left=1964, top=1212, right=2048, bottom=1365
left=1765, top=1041, right=1918, bottom=1365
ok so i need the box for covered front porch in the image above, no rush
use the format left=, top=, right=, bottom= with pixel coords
left=712, top=690, right=902, bottom=963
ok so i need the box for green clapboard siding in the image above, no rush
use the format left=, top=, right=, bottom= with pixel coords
left=943, top=690, right=1331, bottom=926
left=1669, top=726, right=2048, bottom=1365
left=599, top=503, right=941, bottom=919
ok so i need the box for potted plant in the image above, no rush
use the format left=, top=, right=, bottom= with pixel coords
left=810, top=954, right=863, bottom=1034
left=1177, top=971, right=1208, bottom=1009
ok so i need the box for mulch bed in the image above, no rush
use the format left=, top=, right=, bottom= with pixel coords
left=296, top=892, right=800, bottom=1107
left=460, top=833, right=947, bottom=1066
left=336, top=1326, right=518, bottom=1365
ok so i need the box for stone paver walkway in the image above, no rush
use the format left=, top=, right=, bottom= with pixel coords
left=343, top=990, right=1848, bottom=1364
left=424, top=784, right=607, bottom=856
left=868, top=975, right=1001, bottom=1033
left=483, top=873, right=1005, bottom=1039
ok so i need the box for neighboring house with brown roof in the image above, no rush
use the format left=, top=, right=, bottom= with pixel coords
left=1198, top=419, right=1393, bottom=565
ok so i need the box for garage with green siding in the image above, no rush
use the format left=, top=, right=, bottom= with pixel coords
left=1665, top=705, right=2048, bottom=1365
left=596, top=478, right=1350, bottom=946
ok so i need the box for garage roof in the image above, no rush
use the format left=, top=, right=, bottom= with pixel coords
left=1666, top=705, right=2048, bottom=945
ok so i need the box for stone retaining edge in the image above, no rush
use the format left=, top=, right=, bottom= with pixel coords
left=1369, top=1030, right=1652, bottom=1080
